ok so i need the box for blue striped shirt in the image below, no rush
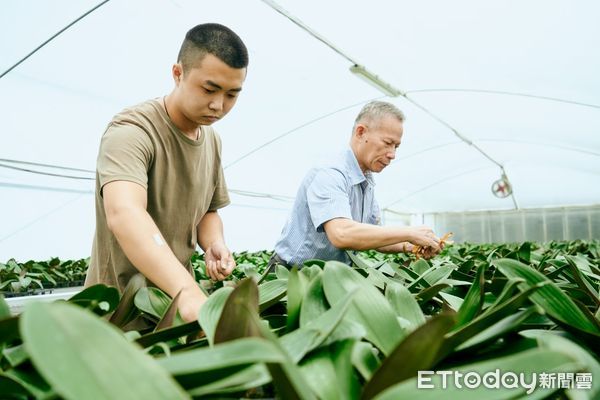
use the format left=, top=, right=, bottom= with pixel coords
left=274, top=147, right=381, bottom=265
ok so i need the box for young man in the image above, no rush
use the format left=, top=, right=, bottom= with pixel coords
left=272, top=101, right=442, bottom=267
left=85, top=23, right=248, bottom=322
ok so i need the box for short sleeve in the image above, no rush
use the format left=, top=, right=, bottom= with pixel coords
left=369, top=197, right=382, bottom=225
left=97, top=122, right=153, bottom=194
left=306, top=169, right=353, bottom=232
left=209, top=165, right=231, bottom=210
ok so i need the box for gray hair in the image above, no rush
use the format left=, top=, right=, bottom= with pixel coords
left=353, top=101, right=405, bottom=129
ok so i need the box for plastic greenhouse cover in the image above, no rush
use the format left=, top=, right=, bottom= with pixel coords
left=0, top=0, right=599, bottom=260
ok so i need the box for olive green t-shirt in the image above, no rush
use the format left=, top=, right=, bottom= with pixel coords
left=85, top=99, right=230, bottom=292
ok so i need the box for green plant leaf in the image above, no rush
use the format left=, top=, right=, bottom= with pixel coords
left=134, top=287, right=172, bottom=322
left=493, top=258, right=600, bottom=335
left=214, top=278, right=261, bottom=343
left=135, top=321, right=200, bottom=349
left=154, top=290, right=184, bottom=331
left=456, top=308, right=537, bottom=353
left=258, top=279, right=288, bottom=313
left=276, top=265, right=290, bottom=280
left=362, top=313, right=455, bottom=400
left=21, top=301, right=188, bottom=400
left=0, top=295, right=10, bottom=319
left=299, top=347, right=339, bottom=400
left=352, top=341, right=381, bottom=381
left=300, top=273, right=328, bottom=328
left=440, top=284, right=542, bottom=358
left=158, top=337, right=284, bottom=390
left=198, top=286, right=233, bottom=346
left=287, top=267, right=308, bottom=331
left=109, top=273, right=146, bottom=328
left=453, top=263, right=486, bottom=329
left=385, top=282, right=426, bottom=331
left=188, top=364, right=271, bottom=397
left=280, top=290, right=357, bottom=363
left=373, top=348, right=580, bottom=400
left=520, top=329, right=600, bottom=400
left=322, top=261, right=405, bottom=355
left=2, top=344, right=29, bottom=368
left=68, top=284, right=120, bottom=314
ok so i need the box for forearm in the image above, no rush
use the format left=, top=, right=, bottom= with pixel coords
left=196, top=211, right=226, bottom=250
left=377, top=242, right=412, bottom=254
left=326, top=219, right=414, bottom=251
left=108, top=207, right=202, bottom=299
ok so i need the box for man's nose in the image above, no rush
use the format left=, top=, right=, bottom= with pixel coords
left=209, top=95, right=224, bottom=111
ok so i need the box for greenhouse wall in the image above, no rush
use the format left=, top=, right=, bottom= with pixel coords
left=430, top=205, right=600, bottom=243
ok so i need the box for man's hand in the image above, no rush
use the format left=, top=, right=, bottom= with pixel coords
left=177, top=284, right=207, bottom=323
left=205, top=241, right=236, bottom=281
left=409, top=226, right=441, bottom=252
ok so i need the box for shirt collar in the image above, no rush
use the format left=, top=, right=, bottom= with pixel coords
left=343, top=147, right=376, bottom=187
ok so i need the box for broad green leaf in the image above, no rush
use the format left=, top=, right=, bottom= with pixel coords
left=158, top=337, right=285, bottom=389
left=2, top=367, right=55, bottom=400
left=287, top=267, right=308, bottom=331
left=2, top=344, right=29, bottom=368
left=154, top=290, right=184, bottom=331
left=299, top=348, right=339, bottom=400
left=438, top=292, right=464, bottom=311
left=198, top=286, right=233, bottom=346
left=480, top=278, right=524, bottom=316
left=0, top=295, right=10, bottom=319
left=280, top=290, right=357, bottom=363
left=134, top=287, right=172, bottom=322
left=352, top=341, right=380, bottom=381
left=321, top=319, right=366, bottom=347
left=440, top=285, right=542, bottom=358
left=410, top=259, right=431, bottom=275
left=248, top=310, right=318, bottom=400
left=214, top=278, right=261, bottom=343
left=109, top=273, right=145, bottom=328
left=373, top=348, right=580, bottom=400
left=453, top=263, right=486, bottom=329
left=258, top=279, right=288, bottom=312
left=21, top=302, right=188, bottom=400
left=493, top=258, right=600, bottom=335
left=332, top=339, right=361, bottom=400
left=298, top=339, right=360, bottom=400
left=68, top=284, right=120, bottom=314
left=322, top=261, right=405, bottom=355
left=520, top=330, right=600, bottom=400
left=276, top=265, right=290, bottom=280
left=347, top=251, right=380, bottom=270
left=385, top=282, right=426, bottom=331
left=456, top=308, right=537, bottom=352
left=135, top=321, right=200, bottom=348
left=416, top=283, right=450, bottom=303
left=188, top=364, right=271, bottom=397
left=362, top=314, right=455, bottom=400
left=300, top=273, right=329, bottom=328
left=564, top=256, right=600, bottom=307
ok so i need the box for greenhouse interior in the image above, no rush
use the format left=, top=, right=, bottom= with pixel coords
left=1, top=1, right=599, bottom=399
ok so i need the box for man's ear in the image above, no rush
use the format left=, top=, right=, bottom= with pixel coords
left=172, top=63, right=183, bottom=85
left=354, top=124, right=367, bottom=139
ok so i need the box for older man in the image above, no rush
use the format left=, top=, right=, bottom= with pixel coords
left=272, top=101, right=441, bottom=267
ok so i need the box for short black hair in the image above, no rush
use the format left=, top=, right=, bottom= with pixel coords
left=177, top=23, right=249, bottom=71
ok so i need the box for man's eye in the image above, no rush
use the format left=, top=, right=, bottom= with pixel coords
left=203, top=87, right=216, bottom=94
